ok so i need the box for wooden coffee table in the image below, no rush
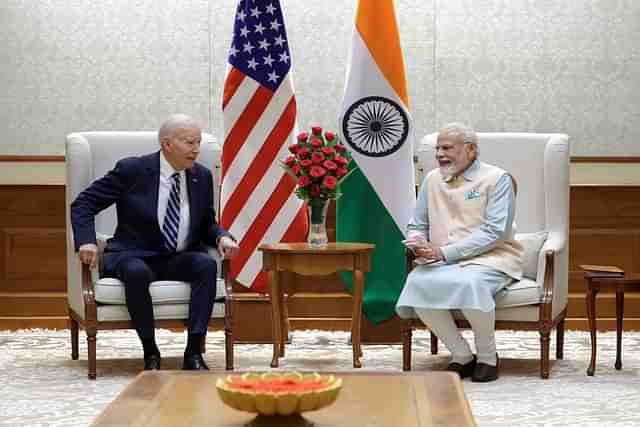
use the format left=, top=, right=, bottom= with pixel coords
left=92, top=371, right=476, bottom=426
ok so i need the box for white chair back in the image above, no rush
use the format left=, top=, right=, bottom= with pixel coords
left=65, top=131, right=220, bottom=237
left=417, top=133, right=569, bottom=234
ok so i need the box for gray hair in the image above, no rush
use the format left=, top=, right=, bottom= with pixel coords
left=158, top=114, right=200, bottom=142
left=438, top=122, right=478, bottom=145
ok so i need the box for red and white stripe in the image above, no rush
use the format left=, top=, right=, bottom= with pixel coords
left=221, top=68, right=308, bottom=291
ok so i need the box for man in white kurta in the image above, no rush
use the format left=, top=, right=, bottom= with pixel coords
left=396, top=123, right=523, bottom=382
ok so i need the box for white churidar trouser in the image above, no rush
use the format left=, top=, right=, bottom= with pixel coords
left=414, top=307, right=497, bottom=366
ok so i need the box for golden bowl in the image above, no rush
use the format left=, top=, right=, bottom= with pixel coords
left=216, top=372, right=342, bottom=416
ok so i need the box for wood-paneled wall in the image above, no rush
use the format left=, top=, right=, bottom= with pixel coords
left=568, top=186, right=640, bottom=330
left=2, top=184, right=640, bottom=334
left=0, top=185, right=68, bottom=329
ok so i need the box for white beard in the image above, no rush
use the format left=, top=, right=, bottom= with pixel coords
left=440, top=164, right=457, bottom=180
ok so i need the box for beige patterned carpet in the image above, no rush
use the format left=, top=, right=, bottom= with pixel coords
left=1, top=328, right=639, bottom=426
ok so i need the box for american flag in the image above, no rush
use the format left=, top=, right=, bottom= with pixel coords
left=221, top=0, right=308, bottom=291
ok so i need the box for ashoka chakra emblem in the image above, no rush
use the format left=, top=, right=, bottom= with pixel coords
left=342, top=96, right=409, bottom=157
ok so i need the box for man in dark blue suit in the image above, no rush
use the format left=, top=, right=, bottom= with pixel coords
left=71, top=114, right=239, bottom=371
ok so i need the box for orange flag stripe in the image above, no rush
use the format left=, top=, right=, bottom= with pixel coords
left=355, top=0, right=408, bottom=107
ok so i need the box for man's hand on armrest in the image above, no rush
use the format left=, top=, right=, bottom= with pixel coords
left=78, top=243, right=98, bottom=269
left=217, top=236, right=240, bottom=259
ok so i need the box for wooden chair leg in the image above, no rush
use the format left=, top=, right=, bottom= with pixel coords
left=556, top=319, right=565, bottom=360
left=70, top=316, right=79, bottom=360
left=87, top=328, right=97, bottom=380
left=540, top=330, right=550, bottom=379
left=430, top=332, right=438, bottom=355
left=402, top=324, right=412, bottom=371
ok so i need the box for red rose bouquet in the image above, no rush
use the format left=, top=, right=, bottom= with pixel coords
left=281, top=126, right=353, bottom=246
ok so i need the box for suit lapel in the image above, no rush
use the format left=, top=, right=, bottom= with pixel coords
left=146, top=152, right=163, bottom=236
left=186, top=167, right=199, bottom=242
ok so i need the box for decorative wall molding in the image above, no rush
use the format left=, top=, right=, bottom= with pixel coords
left=2, top=156, right=640, bottom=164
left=0, top=156, right=65, bottom=162
left=571, top=157, right=640, bottom=163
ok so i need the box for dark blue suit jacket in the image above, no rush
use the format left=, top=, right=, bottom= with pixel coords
left=71, top=151, right=231, bottom=272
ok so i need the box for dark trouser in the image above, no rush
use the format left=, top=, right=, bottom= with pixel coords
left=102, top=251, right=217, bottom=340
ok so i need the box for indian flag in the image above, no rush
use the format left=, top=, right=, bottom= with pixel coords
left=338, top=0, right=416, bottom=324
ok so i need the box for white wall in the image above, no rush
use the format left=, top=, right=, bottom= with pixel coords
left=1, top=0, right=638, bottom=158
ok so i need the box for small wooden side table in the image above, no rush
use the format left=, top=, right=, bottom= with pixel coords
left=259, top=242, right=375, bottom=369
left=584, top=272, right=640, bottom=376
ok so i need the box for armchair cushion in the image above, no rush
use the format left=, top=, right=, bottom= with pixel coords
left=515, top=231, right=548, bottom=280
left=93, top=235, right=227, bottom=307
left=95, top=277, right=227, bottom=308
left=97, top=301, right=226, bottom=322
left=495, top=278, right=541, bottom=308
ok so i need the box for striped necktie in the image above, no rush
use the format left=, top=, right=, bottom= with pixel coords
left=162, top=172, right=181, bottom=252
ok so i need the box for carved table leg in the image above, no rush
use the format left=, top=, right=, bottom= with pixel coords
left=586, top=282, right=599, bottom=376
left=351, top=269, right=364, bottom=368
left=269, top=270, right=283, bottom=368
left=279, top=286, right=287, bottom=359
left=615, top=286, right=624, bottom=370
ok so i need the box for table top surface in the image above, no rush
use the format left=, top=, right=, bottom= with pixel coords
left=92, top=371, right=476, bottom=427
left=585, top=272, right=640, bottom=284
left=259, top=242, right=375, bottom=254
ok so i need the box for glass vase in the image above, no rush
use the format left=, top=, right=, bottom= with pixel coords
left=307, top=198, right=329, bottom=247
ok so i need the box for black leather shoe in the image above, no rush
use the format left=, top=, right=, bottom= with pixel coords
left=182, top=353, right=209, bottom=370
left=143, top=354, right=161, bottom=370
left=472, top=354, right=499, bottom=382
left=447, top=355, right=477, bottom=379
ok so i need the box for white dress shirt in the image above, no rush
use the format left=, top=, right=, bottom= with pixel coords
left=158, top=152, right=190, bottom=251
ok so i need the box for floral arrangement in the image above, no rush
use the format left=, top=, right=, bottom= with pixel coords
left=281, top=125, right=353, bottom=202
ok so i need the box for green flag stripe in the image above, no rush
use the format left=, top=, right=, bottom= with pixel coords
left=337, top=167, right=407, bottom=324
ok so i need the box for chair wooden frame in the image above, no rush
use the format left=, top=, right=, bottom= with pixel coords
left=68, top=260, right=234, bottom=379
left=401, top=250, right=566, bottom=379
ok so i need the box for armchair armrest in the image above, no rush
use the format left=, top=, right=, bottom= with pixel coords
left=67, top=233, right=105, bottom=322
left=81, top=263, right=98, bottom=322
left=535, top=231, right=566, bottom=286
left=536, top=231, right=568, bottom=323
left=540, top=231, right=566, bottom=254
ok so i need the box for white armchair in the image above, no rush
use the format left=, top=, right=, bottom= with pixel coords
left=402, top=132, right=570, bottom=379
left=65, top=131, right=234, bottom=379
